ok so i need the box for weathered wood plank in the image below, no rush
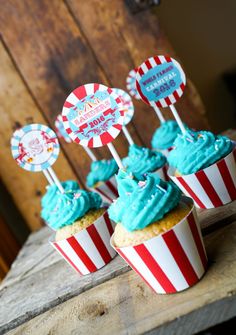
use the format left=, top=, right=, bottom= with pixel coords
left=5, top=222, right=236, bottom=335
left=67, top=0, right=209, bottom=147
left=0, top=41, right=76, bottom=230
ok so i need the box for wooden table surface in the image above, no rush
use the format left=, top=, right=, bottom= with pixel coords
left=1, top=198, right=236, bottom=335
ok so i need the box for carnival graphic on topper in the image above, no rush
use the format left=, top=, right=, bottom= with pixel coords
left=112, top=88, right=134, bottom=126
left=136, top=55, right=186, bottom=108
left=55, top=114, right=72, bottom=143
left=11, top=124, right=60, bottom=172
left=126, top=68, right=141, bottom=100
left=62, top=83, right=125, bottom=148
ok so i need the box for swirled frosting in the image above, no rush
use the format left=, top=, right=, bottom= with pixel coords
left=41, top=181, right=102, bottom=230
left=108, top=170, right=181, bottom=231
left=122, top=144, right=166, bottom=180
left=86, top=159, right=118, bottom=187
left=168, top=130, right=233, bottom=175
left=151, top=120, right=182, bottom=150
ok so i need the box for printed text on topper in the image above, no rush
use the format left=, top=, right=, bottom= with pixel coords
left=136, top=55, right=186, bottom=108
left=62, top=83, right=125, bottom=148
left=112, top=88, right=134, bottom=126
left=11, top=124, right=60, bottom=172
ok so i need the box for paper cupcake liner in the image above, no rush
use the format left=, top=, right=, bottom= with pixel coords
left=168, top=145, right=236, bottom=209
left=89, top=175, right=118, bottom=204
left=51, top=210, right=116, bottom=275
left=111, top=197, right=207, bottom=294
left=152, top=164, right=169, bottom=181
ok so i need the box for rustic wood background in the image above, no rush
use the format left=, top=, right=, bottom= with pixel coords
left=0, top=0, right=209, bottom=232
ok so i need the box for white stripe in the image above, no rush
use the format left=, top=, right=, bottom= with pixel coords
left=67, top=92, right=79, bottom=105
left=159, top=55, right=166, bottom=64
left=168, top=94, right=176, bottom=104
left=141, top=63, right=149, bottom=73
left=109, top=126, right=121, bottom=138
left=62, top=106, right=70, bottom=115
left=93, top=136, right=102, bottom=147
left=145, top=237, right=188, bottom=291
left=75, top=229, right=105, bottom=269
left=174, top=217, right=205, bottom=279
left=95, top=216, right=116, bottom=258
left=85, top=84, right=95, bottom=96
left=149, top=57, right=157, bottom=68
left=225, top=150, right=236, bottom=189
left=158, top=98, right=168, bottom=108
left=176, top=87, right=182, bottom=97
left=204, top=165, right=231, bottom=204
left=121, top=247, right=165, bottom=293
left=191, top=208, right=207, bottom=259
left=58, top=239, right=89, bottom=275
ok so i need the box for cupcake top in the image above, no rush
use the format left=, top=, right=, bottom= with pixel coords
left=108, top=170, right=181, bottom=232
left=122, top=144, right=166, bottom=180
left=151, top=120, right=181, bottom=150
left=41, top=181, right=102, bottom=230
left=168, top=130, right=233, bottom=175
left=86, top=159, right=118, bottom=187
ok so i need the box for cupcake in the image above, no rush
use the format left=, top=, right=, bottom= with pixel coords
left=42, top=181, right=116, bottom=275
left=86, top=159, right=119, bottom=203
left=109, top=170, right=207, bottom=294
left=151, top=120, right=182, bottom=156
left=122, top=144, right=167, bottom=181
left=168, top=130, right=236, bottom=208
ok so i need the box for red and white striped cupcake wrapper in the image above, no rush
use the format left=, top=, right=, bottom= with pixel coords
left=152, top=164, right=169, bottom=181
left=50, top=210, right=116, bottom=275
left=89, top=175, right=118, bottom=204
left=111, top=197, right=207, bottom=294
left=168, top=146, right=236, bottom=209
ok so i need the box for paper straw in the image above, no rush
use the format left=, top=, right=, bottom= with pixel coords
left=122, top=126, right=134, bottom=146
left=43, top=169, right=54, bottom=186
left=169, top=104, right=186, bottom=135
left=151, top=102, right=165, bottom=123
left=47, top=167, right=64, bottom=193
left=107, top=142, right=124, bottom=169
left=83, top=147, right=97, bottom=161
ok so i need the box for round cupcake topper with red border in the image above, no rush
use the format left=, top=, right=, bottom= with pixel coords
left=55, top=114, right=72, bottom=143
left=112, top=88, right=134, bottom=126
left=11, top=124, right=60, bottom=172
left=136, top=55, right=186, bottom=108
left=62, top=84, right=125, bottom=148
left=126, top=68, right=141, bottom=100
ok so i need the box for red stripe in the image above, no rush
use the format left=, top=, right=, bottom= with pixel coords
left=134, top=244, right=177, bottom=293
left=217, top=159, right=236, bottom=201
left=87, top=224, right=112, bottom=264
left=113, top=124, right=122, bottom=130
left=54, top=242, right=82, bottom=275
left=136, top=82, right=150, bottom=105
left=145, top=60, right=152, bottom=69
left=64, top=101, right=74, bottom=108
left=180, top=83, right=185, bottom=91
left=93, top=83, right=99, bottom=92
left=62, top=115, right=68, bottom=121
left=117, top=248, right=157, bottom=293
left=164, top=55, right=172, bottom=63
left=156, top=101, right=163, bottom=108
left=105, top=180, right=119, bottom=197
left=96, top=187, right=113, bottom=203
left=163, top=230, right=199, bottom=286
left=153, top=56, right=161, bottom=65
left=74, top=137, right=80, bottom=144
left=173, top=90, right=179, bottom=100
left=187, top=212, right=207, bottom=270
left=177, top=177, right=206, bottom=208
left=196, top=170, right=223, bottom=207
left=100, top=132, right=114, bottom=145
left=104, top=211, right=114, bottom=236
left=66, top=128, right=72, bottom=134
left=134, top=67, right=139, bottom=72
left=165, top=97, right=171, bottom=105
left=73, top=86, right=86, bottom=100
left=138, top=67, right=144, bottom=75
left=88, top=137, right=93, bottom=147
left=67, top=236, right=97, bottom=272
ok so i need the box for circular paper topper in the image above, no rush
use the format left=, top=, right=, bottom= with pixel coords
left=136, top=55, right=186, bottom=108
left=112, top=88, right=134, bottom=126
left=62, top=83, right=125, bottom=148
left=11, top=124, right=60, bottom=172
left=126, top=68, right=141, bottom=100
left=55, top=114, right=72, bottom=143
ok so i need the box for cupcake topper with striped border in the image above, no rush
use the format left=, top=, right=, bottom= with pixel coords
left=136, top=55, right=187, bottom=134
left=11, top=124, right=64, bottom=192
left=112, top=88, right=135, bottom=146
left=126, top=68, right=141, bottom=100
left=62, top=83, right=125, bottom=169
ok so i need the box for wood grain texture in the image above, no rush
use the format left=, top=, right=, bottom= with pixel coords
left=1, top=200, right=236, bottom=333
left=67, top=0, right=209, bottom=146
left=0, top=41, right=76, bottom=230
left=4, top=221, right=236, bottom=335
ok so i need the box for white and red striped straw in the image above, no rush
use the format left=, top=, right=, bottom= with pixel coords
left=111, top=197, right=207, bottom=294
left=51, top=210, right=116, bottom=275
left=169, top=145, right=236, bottom=209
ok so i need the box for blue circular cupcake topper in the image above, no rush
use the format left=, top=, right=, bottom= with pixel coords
left=11, top=124, right=60, bottom=172
left=112, top=88, right=134, bottom=126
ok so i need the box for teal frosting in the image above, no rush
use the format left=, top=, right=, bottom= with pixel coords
left=151, top=120, right=182, bottom=150
left=41, top=181, right=102, bottom=230
left=122, top=144, right=166, bottom=180
left=108, top=170, right=181, bottom=232
left=168, top=130, right=233, bottom=175
left=86, top=159, right=118, bottom=187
